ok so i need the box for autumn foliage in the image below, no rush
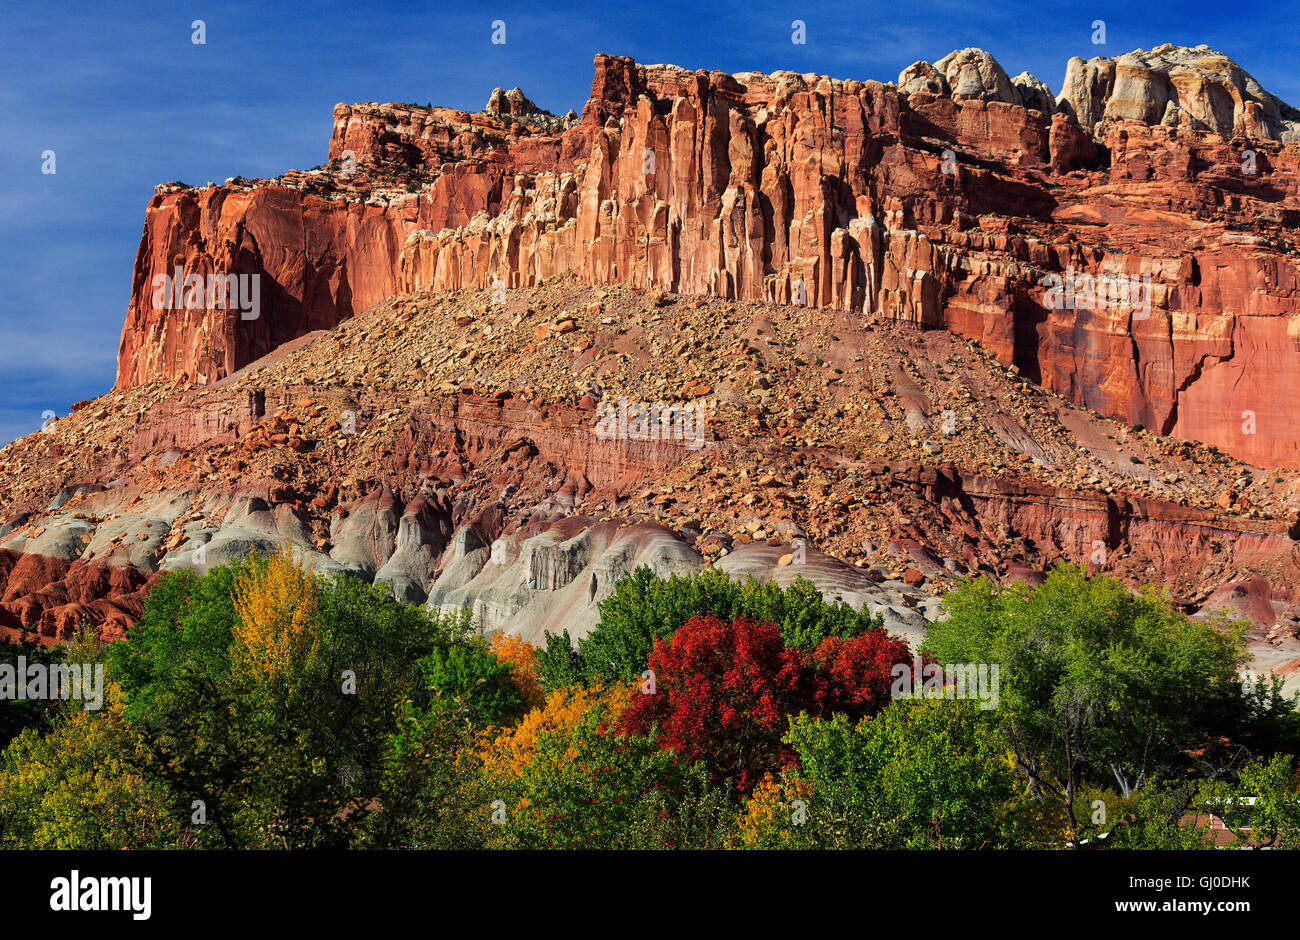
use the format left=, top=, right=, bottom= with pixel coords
left=231, top=546, right=321, bottom=684
left=9, top=559, right=1285, bottom=850
left=620, top=616, right=802, bottom=792
left=490, top=631, right=546, bottom=710
left=808, top=630, right=915, bottom=716
left=737, top=773, right=811, bottom=848
left=484, top=680, right=635, bottom=778
left=619, top=615, right=915, bottom=792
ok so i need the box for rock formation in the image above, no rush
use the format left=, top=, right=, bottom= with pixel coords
left=1057, top=43, right=1300, bottom=141
left=485, top=86, right=544, bottom=118
left=933, top=47, right=1020, bottom=103
left=10, top=44, right=1300, bottom=691
left=115, top=46, right=1300, bottom=468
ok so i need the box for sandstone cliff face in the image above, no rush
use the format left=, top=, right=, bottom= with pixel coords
left=933, top=48, right=1021, bottom=104
left=1057, top=43, right=1300, bottom=142
left=116, top=47, right=1300, bottom=468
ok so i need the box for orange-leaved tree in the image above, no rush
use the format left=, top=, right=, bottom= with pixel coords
left=482, top=680, right=635, bottom=779
left=736, top=772, right=812, bottom=848
left=489, top=631, right=545, bottom=711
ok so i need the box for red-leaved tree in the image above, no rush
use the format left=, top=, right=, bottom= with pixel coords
left=620, top=616, right=806, bottom=792
left=620, top=616, right=917, bottom=792
left=809, top=630, right=915, bottom=716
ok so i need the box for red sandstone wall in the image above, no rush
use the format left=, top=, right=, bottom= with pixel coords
left=115, top=54, right=1300, bottom=466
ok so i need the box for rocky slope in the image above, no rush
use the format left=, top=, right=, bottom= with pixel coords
left=4, top=44, right=1299, bottom=691
left=117, top=45, right=1300, bottom=468
left=9, top=280, right=1300, bottom=688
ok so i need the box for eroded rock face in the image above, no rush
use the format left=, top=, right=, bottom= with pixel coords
left=1012, top=71, right=1055, bottom=115
left=113, top=47, right=1300, bottom=468
left=427, top=519, right=703, bottom=644
left=934, top=48, right=1019, bottom=104
left=1058, top=43, right=1300, bottom=142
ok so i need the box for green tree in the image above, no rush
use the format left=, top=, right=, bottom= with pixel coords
left=105, top=563, right=242, bottom=727
left=0, top=636, right=69, bottom=749
left=538, top=566, right=884, bottom=688
left=421, top=638, right=527, bottom=728
left=1102, top=780, right=1208, bottom=849
left=771, top=700, right=1027, bottom=848
left=345, top=699, right=501, bottom=849
left=1198, top=754, right=1300, bottom=849
left=922, top=565, right=1264, bottom=844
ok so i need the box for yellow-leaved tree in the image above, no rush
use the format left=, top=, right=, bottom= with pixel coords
left=482, top=681, right=635, bottom=778
left=231, top=545, right=321, bottom=685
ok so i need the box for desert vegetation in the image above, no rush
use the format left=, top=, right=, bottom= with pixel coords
left=0, top=550, right=1296, bottom=849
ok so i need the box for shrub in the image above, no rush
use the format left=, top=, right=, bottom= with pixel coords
left=538, top=566, right=884, bottom=688
left=620, top=616, right=915, bottom=793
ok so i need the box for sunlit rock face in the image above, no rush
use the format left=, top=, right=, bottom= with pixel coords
left=117, top=47, right=1300, bottom=467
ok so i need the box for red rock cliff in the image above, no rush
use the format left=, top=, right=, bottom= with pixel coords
left=116, top=46, right=1300, bottom=466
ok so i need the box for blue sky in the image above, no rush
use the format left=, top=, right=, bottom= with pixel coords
left=2, top=0, right=1295, bottom=445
